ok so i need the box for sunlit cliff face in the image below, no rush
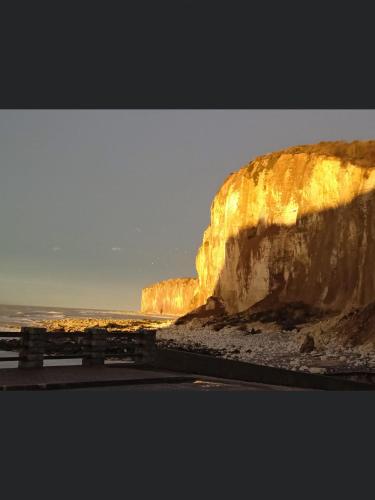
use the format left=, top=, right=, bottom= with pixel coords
left=195, top=143, right=375, bottom=312
left=142, top=141, right=375, bottom=315
left=141, top=278, right=198, bottom=315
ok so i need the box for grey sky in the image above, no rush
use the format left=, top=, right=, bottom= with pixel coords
left=1, top=110, right=375, bottom=310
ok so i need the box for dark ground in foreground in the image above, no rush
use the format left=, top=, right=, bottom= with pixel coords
left=0, top=365, right=304, bottom=391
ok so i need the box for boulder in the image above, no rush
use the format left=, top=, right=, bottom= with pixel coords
left=299, top=334, right=315, bottom=353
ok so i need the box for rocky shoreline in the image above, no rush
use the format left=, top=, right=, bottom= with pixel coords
left=153, top=297, right=375, bottom=375
left=41, top=317, right=173, bottom=333
left=156, top=322, right=375, bottom=375
left=1, top=310, right=374, bottom=378
left=0, top=317, right=174, bottom=357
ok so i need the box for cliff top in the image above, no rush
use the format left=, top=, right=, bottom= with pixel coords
left=249, top=140, right=375, bottom=169
left=142, top=277, right=197, bottom=290
left=217, top=140, right=375, bottom=200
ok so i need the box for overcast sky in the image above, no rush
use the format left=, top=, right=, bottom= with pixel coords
left=1, top=110, right=375, bottom=310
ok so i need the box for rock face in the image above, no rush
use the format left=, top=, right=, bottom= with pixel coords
left=174, top=296, right=227, bottom=326
left=141, top=278, right=198, bottom=315
left=141, top=141, right=375, bottom=316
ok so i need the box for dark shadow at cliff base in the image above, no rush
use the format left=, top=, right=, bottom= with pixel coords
left=174, top=296, right=227, bottom=325
left=176, top=298, right=332, bottom=335
left=334, top=301, right=375, bottom=347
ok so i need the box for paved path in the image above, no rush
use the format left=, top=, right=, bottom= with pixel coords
left=0, top=365, right=304, bottom=391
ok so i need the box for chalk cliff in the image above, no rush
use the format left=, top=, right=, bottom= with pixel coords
left=141, top=141, right=375, bottom=316
left=141, top=278, right=198, bottom=315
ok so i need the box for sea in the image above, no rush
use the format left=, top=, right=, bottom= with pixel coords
left=0, top=303, right=168, bottom=368
left=0, top=303, right=167, bottom=331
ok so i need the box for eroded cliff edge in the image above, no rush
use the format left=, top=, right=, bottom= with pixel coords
left=141, top=141, right=375, bottom=316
